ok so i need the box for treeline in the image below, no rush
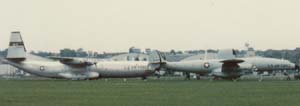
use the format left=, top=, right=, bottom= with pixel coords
left=0, top=49, right=6, bottom=56
left=163, top=48, right=300, bottom=64
left=0, top=48, right=126, bottom=59
left=30, top=48, right=126, bottom=59
left=256, top=48, right=300, bottom=64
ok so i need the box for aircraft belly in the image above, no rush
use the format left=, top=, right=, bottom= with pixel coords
left=165, top=62, right=211, bottom=74
left=98, top=70, right=149, bottom=77
left=91, top=62, right=153, bottom=78
left=93, top=66, right=152, bottom=78
left=4, top=60, right=67, bottom=78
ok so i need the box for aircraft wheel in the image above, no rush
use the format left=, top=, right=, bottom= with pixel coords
left=213, top=76, right=219, bottom=80
left=141, top=76, right=147, bottom=81
left=196, top=74, right=201, bottom=80
left=231, top=77, right=239, bottom=82
left=258, top=77, right=263, bottom=82
left=286, top=76, right=291, bottom=81
left=185, top=72, right=191, bottom=80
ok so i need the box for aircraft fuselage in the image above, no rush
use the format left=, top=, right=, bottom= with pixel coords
left=163, top=57, right=296, bottom=78
left=3, top=58, right=154, bottom=79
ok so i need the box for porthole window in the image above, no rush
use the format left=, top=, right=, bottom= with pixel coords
left=204, top=62, right=210, bottom=68
left=40, top=66, right=45, bottom=71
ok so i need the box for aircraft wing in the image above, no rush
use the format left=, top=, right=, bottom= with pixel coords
left=48, top=56, right=96, bottom=67
left=220, top=59, right=244, bottom=63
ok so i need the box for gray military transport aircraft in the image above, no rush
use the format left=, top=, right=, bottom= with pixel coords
left=0, top=31, right=161, bottom=80
left=157, top=49, right=299, bottom=81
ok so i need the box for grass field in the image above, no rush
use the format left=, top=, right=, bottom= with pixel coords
left=0, top=78, right=300, bottom=106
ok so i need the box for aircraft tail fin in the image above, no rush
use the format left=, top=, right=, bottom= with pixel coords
left=217, top=49, right=236, bottom=59
left=6, top=31, right=27, bottom=61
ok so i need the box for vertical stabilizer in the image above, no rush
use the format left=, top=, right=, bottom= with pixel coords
left=6, top=31, right=26, bottom=61
left=217, top=49, right=236, bottom=59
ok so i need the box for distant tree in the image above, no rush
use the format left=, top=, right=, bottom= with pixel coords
left=0, top=49, right=7, bottom=56
left=255, top=50, right=265, bottom=56
left=177, top=51, right=183, bottom=54
left=76, top=48, right=88, bottom=57
left=30, top=51, right=56, bottom=57
left=170, top=49, right=176, bottom=55
left=207, top=49, right=217, bottom=53
left=60, top=48, right=76, bottom=57
left=0, top=49, right=3, bottom=56
left=37, top=51, right=52, bottom=57
left=264, top=49, right=282, bottom=59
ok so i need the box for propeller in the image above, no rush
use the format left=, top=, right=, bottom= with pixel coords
left=155, top=51, right=167, bottom=78
left=154, top=52, right=166, bottom=79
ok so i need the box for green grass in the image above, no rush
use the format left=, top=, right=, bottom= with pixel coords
left=0, top=78, right=300, bottom=106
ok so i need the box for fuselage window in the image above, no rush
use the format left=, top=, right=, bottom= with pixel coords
left=135, top=57, right=139, bottom=61
left=40, top=66, right=45, bottom=71
left=204, top=62, right=210, bottom=68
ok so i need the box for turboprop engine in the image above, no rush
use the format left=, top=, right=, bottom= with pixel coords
left=211, top=63, right=254, bottom=80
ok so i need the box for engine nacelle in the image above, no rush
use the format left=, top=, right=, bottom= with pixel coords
left=211, top=68, right=242, bottom=79
left=58, top=72, right=99, bottom=80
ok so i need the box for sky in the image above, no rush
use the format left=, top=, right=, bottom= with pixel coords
left=0, top=0, right=300, bottom=52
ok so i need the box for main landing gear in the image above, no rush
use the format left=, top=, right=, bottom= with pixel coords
left=184, top=72, right=191, bottom=80
left=141, top=76, right=147, bottom=81
left=196, top=74, right=201, bottom=80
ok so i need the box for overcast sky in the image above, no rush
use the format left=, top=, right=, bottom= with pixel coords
left=0, top=0, right=300, bottom=52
